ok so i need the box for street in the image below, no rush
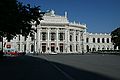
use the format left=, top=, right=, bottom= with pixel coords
left=0, top=54, right=120, bottom=80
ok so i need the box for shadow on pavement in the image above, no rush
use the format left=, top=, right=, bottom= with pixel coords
left=0, top=55, right=118, bottom=80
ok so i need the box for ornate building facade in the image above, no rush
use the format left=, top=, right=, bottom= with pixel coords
left=3, top=10, right=114, bottom=54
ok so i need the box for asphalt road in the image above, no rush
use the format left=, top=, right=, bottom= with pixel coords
left=0, top=54, right=120, bottom=80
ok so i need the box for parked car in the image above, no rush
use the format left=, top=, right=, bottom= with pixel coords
left=4, top=48, right=18, bottom=56
left=50, top=52, right=57, bottom=55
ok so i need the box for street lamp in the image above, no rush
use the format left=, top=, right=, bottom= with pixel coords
left=80, top=30, right=85, bottom=55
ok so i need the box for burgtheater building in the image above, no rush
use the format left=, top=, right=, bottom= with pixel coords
left=3, top=10, right=114, bottom=54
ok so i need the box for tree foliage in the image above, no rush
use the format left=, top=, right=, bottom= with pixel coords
left=0, top=0, right=44, bottom=41
left=111, top=27, right=120, bottom=49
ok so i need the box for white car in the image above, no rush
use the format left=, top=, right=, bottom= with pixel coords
left=50, top=52, right=57, bottom=55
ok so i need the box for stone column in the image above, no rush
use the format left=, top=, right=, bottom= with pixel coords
left=56, top=28, right=59, bottom=53
left=26, top=36, right=29, bottom=53
left=73, top=30, right=76, bottom=53
left=13, top=37, right=17, bottom=50
left=47, top=28, right=50, bottom=53
left=104, top=38, right=106, bottom=43
left=37, top=29, right=41, bottom=53
left=34, top=32, right=37, bottom=53
left=78, top=31, right=81, bottom=53
left=67, top=29, right=70, bottom=53
left=20, top=35, right=23, bottom=52
left=65, top=29, right=68, bottom=53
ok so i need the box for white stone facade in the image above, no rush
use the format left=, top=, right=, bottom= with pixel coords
left=3, top=10, right=114, bottom=54
left=85, top=33, right=114, bottom=52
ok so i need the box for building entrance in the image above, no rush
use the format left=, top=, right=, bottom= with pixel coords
left=42, top=43, right=46, bottom=52
left=51, top=46, right=55, bottom=52
left=51, top=43, right=55, bottom=52
left=42, top=46, right=46, bottom=52
left=59, top=43, right=63, bottom=52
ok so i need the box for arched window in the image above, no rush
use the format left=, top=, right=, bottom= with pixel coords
left=31, top=45, right=34, bottom=52
left=97, top=38, right=100, bottom=43
left=102, top=38, right=105, bottom=43
left=76, top=44, right=78, bottom=51
left=107, top=38, right=109, bottom=43
left=30, top=34, right=34, bottom=41
left=86, top=45, right=89, bottom=52
left=86, top=38, right=89, bottom=43
left=76, top=36, right=78, bottom=41
left=70, top=35, right=72, bottom=41
left=70, top=45, right=72, bottom=52
left=24, top=44, right=26, bottom=52
left=93, top=38, right=95, bottom=43
left=18, top=35, right=20, bottom=41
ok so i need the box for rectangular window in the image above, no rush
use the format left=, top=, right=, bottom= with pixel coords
left=51, top=33, right=56, bottom=41
left=19, top=35, right=20, bottom=41
left=59, top=33, right=64, bottom=41
left=42, top=32, right=46, bottom=41
left=93, top=38, right=95, bottom=43
left=86, top=38, right=89, bottom=43
left=76, top=36, right=78, bottom=41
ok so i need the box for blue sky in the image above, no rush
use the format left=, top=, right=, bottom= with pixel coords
left=18, top=0, right=120, bottom=33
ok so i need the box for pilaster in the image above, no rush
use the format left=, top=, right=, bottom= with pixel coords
left=67, top=29, right=70, bottom=53
left=37, top=29, right=41, bottom=53
left=78, top=31, right=81, bottom=53
left=56, top=28, right=59, bottom=53
left=73, top=30, right=76, bottom=53
left=47, top=28, right=50, bottom=53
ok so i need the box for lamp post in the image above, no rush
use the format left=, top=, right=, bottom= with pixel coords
left=80, top=30, right=84, bottom=55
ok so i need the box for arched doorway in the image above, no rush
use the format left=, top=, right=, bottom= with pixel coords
left=24, top=44, right=26, bottom=52
left=42, top=43, right=46, bottom=52
left=86, top=45, right=89, bottom=52
left=59, top=43, right=63, bottom=52
left=31, top=44, right=34, bottom=52
left=70, top=45, right=72, bottom=52
left=51, top=43, right=55, bottom=52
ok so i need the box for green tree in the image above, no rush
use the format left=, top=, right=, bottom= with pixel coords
left=111, top=27, right=120, bottom=50
left=0, top=0, right=44, bottom=41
